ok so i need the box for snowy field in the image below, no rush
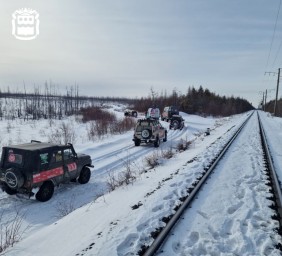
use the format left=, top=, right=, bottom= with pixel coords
left=1, top=108, right=281, bottom=255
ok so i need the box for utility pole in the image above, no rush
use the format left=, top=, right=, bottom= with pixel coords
left=262, top=92, right=265, bottom=110
left=265, top=89, right=267, bottom=111
left=274, top=68, right=281, bottom=116
left=265, top=69, right=281, bottom=115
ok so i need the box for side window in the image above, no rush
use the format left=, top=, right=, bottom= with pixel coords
left=7, top=152, right=23, bottom=165
left=63, top=148, right=74, bottom=160
left=51, top=151, right=62, bottom=163
left=39, top=152, right=50, bottom=170
left=56, top=151, right=62, bottom=162
left=40, top=153, right=49, bottom=165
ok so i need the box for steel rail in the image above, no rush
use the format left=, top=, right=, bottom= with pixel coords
left=258, top=112, right=282, bottom=225
left=142, top=112, right=254, bottom=256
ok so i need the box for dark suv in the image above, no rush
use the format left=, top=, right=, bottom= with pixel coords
left=169, top=115, right=185, bottom=130
left=124, top=109, right=138, bottom=118
left=0, top=141, right=93, bottom=202
left=133, top=119, right=167, bottom=147
left=161, top=106, right=179, bottom=121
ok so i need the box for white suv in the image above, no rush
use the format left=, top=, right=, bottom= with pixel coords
left=133, top=119, right=167, bottom=147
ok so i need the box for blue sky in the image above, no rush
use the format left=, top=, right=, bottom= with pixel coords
left=0, top=0, right=281, bottom=106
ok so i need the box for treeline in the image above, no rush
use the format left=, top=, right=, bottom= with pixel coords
left=0, top=85, right=254, bottom=120
left=0, top=85, right=133, bottom=120
left=131, top=86, right=254, bottom=116
left=264, top=99, right=282, bottom=117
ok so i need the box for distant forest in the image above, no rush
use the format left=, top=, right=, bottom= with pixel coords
left=264, top=99, right=282, bottom=117
left=131, top=86, right=254, bottom=117
left=0, top=85, right=254, bottom=119
left=0, top=85, right=131, bottom=120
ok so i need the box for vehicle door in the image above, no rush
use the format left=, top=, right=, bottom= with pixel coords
left=63, top=147, right=78, bottom=179
left=34, top=150, right=64, bottom=185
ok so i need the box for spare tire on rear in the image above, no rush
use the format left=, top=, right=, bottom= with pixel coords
left=141, top=129, right=151, bottom=139
left=5, top=168, right=24, bottom=190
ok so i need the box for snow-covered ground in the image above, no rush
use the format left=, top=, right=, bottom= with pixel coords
left=259, top=111, right=282, bottom=185
left=160, top=112, right=280, bottom=256
left=1, top=108, right=281, bottom=256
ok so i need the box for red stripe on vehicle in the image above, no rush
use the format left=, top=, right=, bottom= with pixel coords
left=33, top=167, right=64, bottom=183
left=67, top=162, right=77, bottom=172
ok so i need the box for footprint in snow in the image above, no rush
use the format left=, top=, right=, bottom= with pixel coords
left=152, top=204, right=164, bottom=212
left=116, top=233, right=139, bottom=256
left=220, top=218, right=234, bottom=237
left=163, top=194, right=173, bottom=200
left=197, top=210, right=209, bottom=220
left=236, top=188, right=245, bottom=200
left=186, top=231, right=200, bottom=247
left=227, top=201, right=243, bottom=215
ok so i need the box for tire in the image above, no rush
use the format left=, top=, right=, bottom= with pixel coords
left=5, top=168, right=24, bottom=190
left=154, top=137, right=160, bottom=148
left=132, top=111, right=138, bottom=118
left=163, top=131, right=167, bottom=142
left=134, top=139, right=141, bottom=146
left=36, top=181, right=54, bottom=202
left=78, top=167, right=91, bottom=184
left=3, top=184, right=17, bottom=195
left=172, top=120, right=179, bottom=130
left=141, top=129, right=151, bottom=139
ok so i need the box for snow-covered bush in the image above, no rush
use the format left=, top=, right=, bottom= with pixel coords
left=0, top=209, right=27, bottom=253
left=145, top=151, right=160, bottom=169
left=41, top=121, right=77, bottom=144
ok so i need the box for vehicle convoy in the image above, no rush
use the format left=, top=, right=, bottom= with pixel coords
left=0, top=141, right=93, bottom=202
left=133, top=119, right=167, bottom=147
left=161, top=106, right=179, bottom=121
left=169, top=115, right=185, bottom=130
left=124, top=109, right=138, bottom=118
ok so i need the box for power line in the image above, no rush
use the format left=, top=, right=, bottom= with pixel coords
left=272, top=36, right=282, bottom=66
left=266, top=0, right=282, bottom=69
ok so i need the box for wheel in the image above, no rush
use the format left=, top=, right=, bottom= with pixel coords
left=163, top=131, right=167, bottom=142
left=134, top=139, right=141, bottom=146
left=78, top=167, right=91, bottom=184
left=36, top=181, right=54, bottom=202
left=3, top=184, right=17, bottom=195
left=132, top=111, right=138, bottom=118
left=172, top=120, right=179, bottom=130
left=141, top=129, right=151, bottom=139
left=154, top=137, right=160, bottom=148
left=5, top=168, right=24, bottom=190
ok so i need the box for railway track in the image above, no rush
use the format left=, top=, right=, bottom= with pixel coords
left=138, top=111, right=282, bottom=255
